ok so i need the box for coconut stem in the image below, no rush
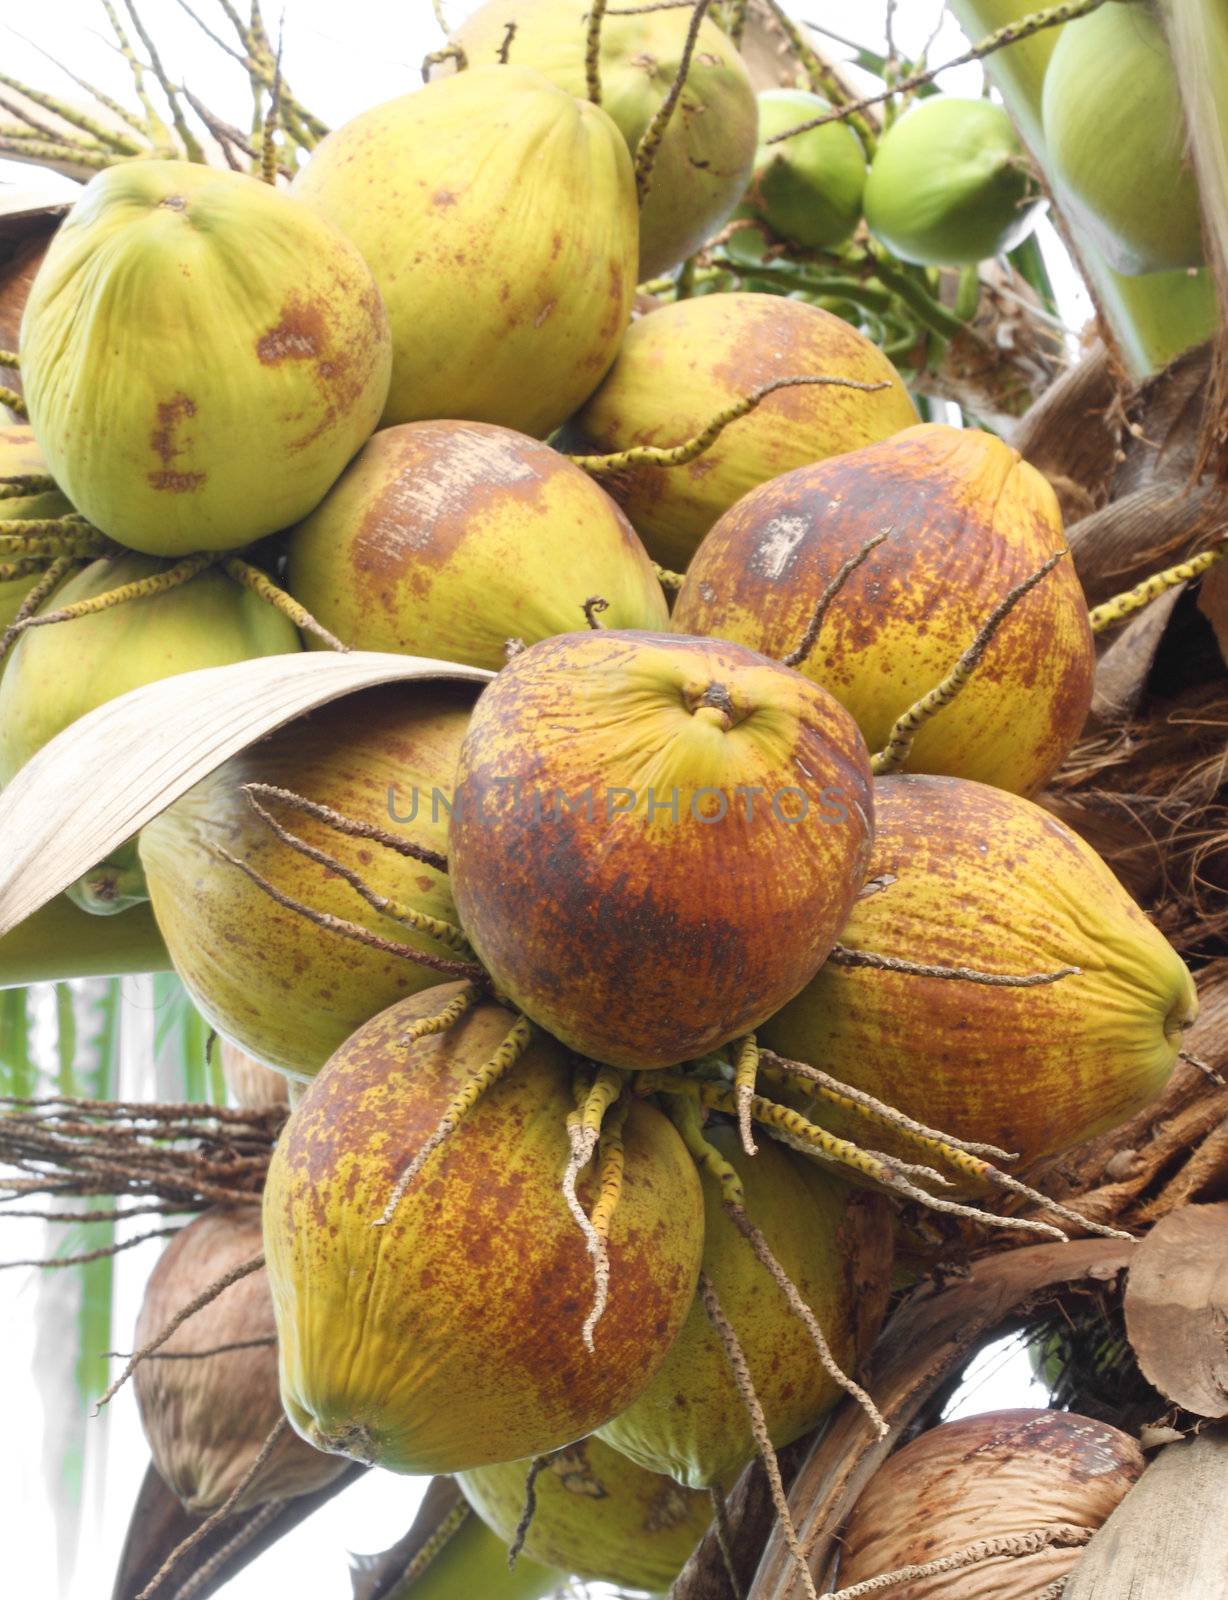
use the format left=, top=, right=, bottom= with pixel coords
left=757, top=0, right=878, bottom=150
left=763, top=0, right=1108, bottom=146
left=420, top=44, right=467, bottom=81
left=374, top=1014, right=534, bottom=1226
left=562, top=1064, right=625, bottom=1350
left=870, top=549, right=1067, bottom=777
left=569, top=375, right=891, bottom=475
left=828, top=943, right=1080, bottom=988
left=585, top=0, right=609, bottom=103
left=240, top=786, right=471, bottom=953
left=0, top=386, right=27, bottom=416
left=699, top=1271, right=819, bottom=1600
left=782, top=531, right=891, bottom=669
left=709, top=1483, right=744, bottom=1600
left=732, top=1034, right=759, bottom=1156
left=1, top=1222, right=181, bottom=1272
left=817, top=1523, right=1093, bottom=1599
left=96, top=1251, right=265, bottom=1412
left=653, top=562, right=686, bottom=592
left=0, top=474, right=56, bottom=498
left=0, top=350, right=17, bottom=369
left=399, top=984, right=481, bottom=1047
left=106, top=1335, right=275, bottom=1361
left=258, top=29, right=282, bottom=184
left=168, top=1498, right=284, bottom=1600
left=583, top=594, right=610, bottom=629
left=132, top=1416, right=290, bottom=1600
left=508, top=1456, right=549, bottom=1567
left=119, top=0, right=206, bottom=162
left=1087, top=543, right=1228, bottom=634
left=221, top=558, right=350, bottom=651
left=633, top=0, right=712, bottom=203
left=241, top=782, right=448, bottom=872
left=398, top=1501, right=471, bottom=1584
left=212, top=845, right=484, bottom=981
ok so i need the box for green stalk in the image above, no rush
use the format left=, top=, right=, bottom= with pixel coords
left=946, top=0, right=1216, bottom=376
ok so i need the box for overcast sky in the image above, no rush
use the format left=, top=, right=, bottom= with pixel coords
left=0, top=5, right=1061, bottom=1596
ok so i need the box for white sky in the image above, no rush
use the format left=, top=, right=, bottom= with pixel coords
left=0, top=4, right=1060, bottom=1596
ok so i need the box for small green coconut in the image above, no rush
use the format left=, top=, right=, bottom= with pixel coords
left=1043, top=3, right=1203, bottom=274
left=745, top=89, right=867, bottom=250
left=864, top=96, right=1041, bottom=266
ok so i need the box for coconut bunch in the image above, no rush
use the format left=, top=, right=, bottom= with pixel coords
left=0, top=5, right=1226, bottom=1600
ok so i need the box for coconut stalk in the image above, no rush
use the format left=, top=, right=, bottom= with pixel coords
left=945, top=0, right=1217, bottom=378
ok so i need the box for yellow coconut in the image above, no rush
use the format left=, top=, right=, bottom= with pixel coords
left=292, top=66, right=637, bottom=436
left=458, top=1434, right=711, bottom=1592
left=264, top=986, right=705, bottom=1474
left=285, top=421, right=667, bottom=667
left=138, top=684, right=475, bottom=1080
left=763, top=774, right=1198, bottom=1171
left=20, top=162, right=391, bottom=556
left=449, top=0, right=757, bottom=278
left=568, top=292, right=917, bottom=568
left=598, top=1126, right=881, bottom=1489
left=673, top=423, right=1094, bottom=794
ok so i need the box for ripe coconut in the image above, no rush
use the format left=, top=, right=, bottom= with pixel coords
left=284, top=421, right=667, bottom=668
left=863, top=97, right=1041, bottom=266
left=673, top=423, right=1093, bottom=795
left=264, top=986, right=704, bottom=1474
left=449, top=0, right=757, bottom=279
left=837, top=1409, right=1143, bottom=1598
left=138, top=683, right=475, bottom=1080
left=20, top=162, right=391, bottom=556
left=744, top=90, right=867, bottom=251
left=1043, top=4, right=1202, bottom=275
left=763, top=774, right=1198, bottom=1171
left=458, top=1434, right=711, bottom=1591
left=599, top=1127, right=881, bottom=1489
left=134, top=1207, right=345, bottom=1515
left=448, top=630, right=874, bottom=1070
left=0, top=554, right=300, bottom=784
left=0, top=423, right=72, bottom=637
left=568, top=292, right=917, bottom=569
left=292, top=66, right=636, bottom=436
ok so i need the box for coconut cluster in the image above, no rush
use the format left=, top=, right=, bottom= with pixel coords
left=1, top=9, right=1201, bottom=1595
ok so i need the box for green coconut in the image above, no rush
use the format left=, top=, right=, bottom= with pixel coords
left=138, top=684, right=476, bottom=1079
left=19, top=162, right=391, bottom=556
left=458, top=1434, right=711, bottom=1592
left=1043, top=4, right=1203, bottom=274
left=745, top=89, right=867, bottom=250
left=292, top=65, right=637, bottom=436
left=285, top=420, right=667, bottom=668
left=0, top=555, right=299, bottom=784
left=597, top=1127, right=883, bottom=1489
left=0, top=423, right=72, bottom=636
left=449, top=0, right=758, bottom=279
left=863, top=96, right=1041, bottom=266
left=387, top=1506, right=562, bottom=1600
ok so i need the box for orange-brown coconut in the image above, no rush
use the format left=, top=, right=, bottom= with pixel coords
left=458, top=1434, right=711, bottom=1591
left=134, top=1207, right=345, bottom=1515
left=568, top=292, right=917, bottom=569
left=837, top=1409, right=1143, bottom=1598
left=264, top=986, right=705, bottom=1475
left=448, top=630, right=874, bottom=1070
left=285, top=420, right=667, bottom=668
left=763, top=775, right=1198, bottom=1171
left=673, top=423, right=1094, bottom=794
